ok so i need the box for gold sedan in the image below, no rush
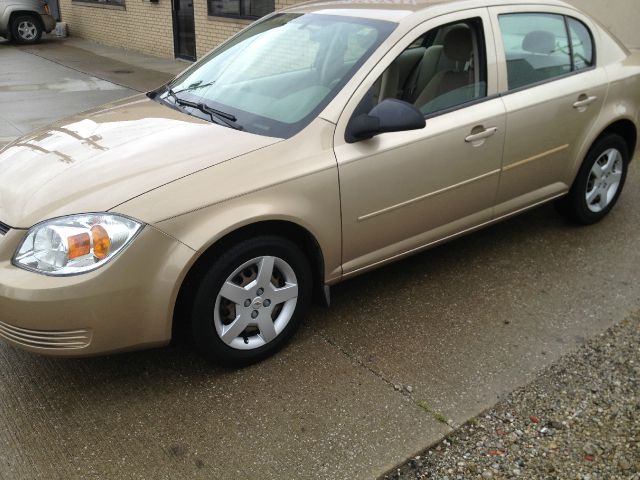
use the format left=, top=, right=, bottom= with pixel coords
left=0, top=0, right=638, bottom=365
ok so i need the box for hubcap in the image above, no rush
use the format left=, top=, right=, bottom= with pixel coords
left=17, top=21, right=37, bottom=40
left=585, top=148, right=623, bottom=213
left=214, top=256, right=299, bottom=350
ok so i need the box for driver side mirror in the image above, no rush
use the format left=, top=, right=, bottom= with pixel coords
left=345, top=99, right=426, bottom=144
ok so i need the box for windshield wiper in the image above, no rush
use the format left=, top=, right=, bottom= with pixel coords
left=187, top=100, right=242, bottom=130
left=164, top=87, right=242, bottom=130
left=165, top=87, right=180, bottom=104
left=173, top=81, right=216, bottom=95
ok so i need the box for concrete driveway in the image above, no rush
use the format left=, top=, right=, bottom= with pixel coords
left=1, top=39, right=639, bottom=480
left=0, top=42, right=132, bottom=147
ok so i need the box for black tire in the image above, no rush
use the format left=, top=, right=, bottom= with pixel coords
left=556, top=134, right=629, bottom=225
left=189, top=236, right=312, bottom=367
left=11, top=15, right=43, bottom=44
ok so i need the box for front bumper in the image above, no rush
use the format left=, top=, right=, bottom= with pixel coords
left=0, top=224, right=194, bottom=357
left=40, top=14, right=56, bottom=33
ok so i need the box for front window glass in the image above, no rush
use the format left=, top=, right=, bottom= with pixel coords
left=160, top=14, right=396, bottom=138
left=364, top=18, right=488, bottom=117
left=499, top=13, right=571, bottom=90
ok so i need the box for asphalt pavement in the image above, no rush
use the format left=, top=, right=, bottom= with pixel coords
left=0, top=37, right=639, bottom=479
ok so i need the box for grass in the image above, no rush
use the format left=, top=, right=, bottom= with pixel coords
left=416, top=400, right=450, bottom=425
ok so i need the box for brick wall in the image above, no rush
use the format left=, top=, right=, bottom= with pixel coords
left=59, top=0, right=176, bottom=58
left=58, top=0, right=306, bottom=60
left=193, top=4, right=251, bottom=60
left=193, top=0, right=304, bottom=59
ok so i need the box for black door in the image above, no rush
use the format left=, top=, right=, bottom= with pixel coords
left=49, top=0, right=61, bottom=21
left=173, top=0, right=196, bottom=61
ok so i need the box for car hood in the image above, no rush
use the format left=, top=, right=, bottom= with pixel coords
left=0, top=95, right=281, bottom=229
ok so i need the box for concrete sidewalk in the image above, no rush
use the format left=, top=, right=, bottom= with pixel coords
left=17, top=34, right=188, bottom=92
left=1, top=37, right=640, bottom=480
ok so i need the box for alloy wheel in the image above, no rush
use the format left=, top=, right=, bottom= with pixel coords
left=17, top=21, right=38, bottom=41
left=585, top=148, right=623, bottom=213
left=214, top=256, right=299, bottom=350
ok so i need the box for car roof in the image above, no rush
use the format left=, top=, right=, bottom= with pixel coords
left=286, top=0, right=576, bottom=22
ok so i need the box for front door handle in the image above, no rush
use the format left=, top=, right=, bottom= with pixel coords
left=573, top=95, right=597, bottom=110
left=465, top=126, right=498, bottom=144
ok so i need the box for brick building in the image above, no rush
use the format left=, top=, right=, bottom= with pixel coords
left=57, top=0, right=639, bottom=61
left=57, top=0, right=299, bottom=60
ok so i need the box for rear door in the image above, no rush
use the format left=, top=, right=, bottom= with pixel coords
left=489, top=6, right=607, bottom=215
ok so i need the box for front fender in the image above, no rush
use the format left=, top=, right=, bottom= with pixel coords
left=113, top=118, right=343, bottom=285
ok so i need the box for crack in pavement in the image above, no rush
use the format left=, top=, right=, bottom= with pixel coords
left=317, top=331, right=456, bottom=429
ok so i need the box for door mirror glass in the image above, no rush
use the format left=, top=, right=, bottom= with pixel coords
left=346, top=98, right=426, bottom=143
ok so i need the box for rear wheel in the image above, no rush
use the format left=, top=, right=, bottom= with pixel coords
left=11, top=15, right=43, bottom=44
left=556, top=134, right=629, bottom=224
left=190, top=236, right=312, bottom=366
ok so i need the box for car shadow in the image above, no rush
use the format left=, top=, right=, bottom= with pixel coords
left=326, top=202, right=570, bottom=311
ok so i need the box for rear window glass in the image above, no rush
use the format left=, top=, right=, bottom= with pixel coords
left=499, top=13, right=572, bottom=90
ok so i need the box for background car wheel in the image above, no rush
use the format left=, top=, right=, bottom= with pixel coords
left=190, top=236, right=312, bottom=366
left=556, top=134, right=629, bottom=225
left=11, top=15, right=43, bottom=44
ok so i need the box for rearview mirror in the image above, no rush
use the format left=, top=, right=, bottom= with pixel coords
left=345, top=99, right=426, bottom=143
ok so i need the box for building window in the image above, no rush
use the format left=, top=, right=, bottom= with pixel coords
left=208, top=0, right=274, bottom=19
left=72, top=0, right=125, bottom=6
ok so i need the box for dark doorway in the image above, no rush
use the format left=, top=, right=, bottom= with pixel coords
left=49, top=0, right=61, bottom=21
left=173, top=0, right=196, bottom=61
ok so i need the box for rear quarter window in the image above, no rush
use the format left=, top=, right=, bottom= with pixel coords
left=567, top=17, right=595, bottom=70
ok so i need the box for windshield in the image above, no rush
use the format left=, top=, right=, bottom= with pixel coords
left=159, top=13, right=396, bottom=138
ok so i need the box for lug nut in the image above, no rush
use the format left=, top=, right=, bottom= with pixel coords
left=251, top=310, right=259, bottom=319
left=257, top=288, right=264, bottom=296
left=244, top=299, right=251, bottom=307
left=263, top=299, right=271, bottom=307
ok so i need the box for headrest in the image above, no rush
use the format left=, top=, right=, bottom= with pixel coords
left=522, top=30, right=556, bottom=54
left=443, top=25, right=472, bottom=62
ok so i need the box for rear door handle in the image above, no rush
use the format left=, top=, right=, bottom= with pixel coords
left=573, top=95, right=597, bottom=109
left=465, top=127, right=498, bottom=144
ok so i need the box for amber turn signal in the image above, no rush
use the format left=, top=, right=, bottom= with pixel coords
left=68, top=233, right=91, bottom=259
left=91, top=225, right=111, bottom=260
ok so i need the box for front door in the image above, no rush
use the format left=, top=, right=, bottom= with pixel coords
left=173, top=0, right=196, bottom=61
left=333, top=10, right=506, bottom=276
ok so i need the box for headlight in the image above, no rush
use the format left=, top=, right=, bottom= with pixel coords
left=13, top=214, right=143, bottom=276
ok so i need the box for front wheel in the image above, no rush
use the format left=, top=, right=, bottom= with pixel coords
left=11, top=15, right=43, bottom=44
left=190, top=236, right=312, bottom=366
left=556, top=134, right=629, bottom=225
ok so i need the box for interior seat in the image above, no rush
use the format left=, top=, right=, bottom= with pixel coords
left=403, top=45, right=445, bottom=103
left=522, top=30, right=556, bottom=55
left=505, top=30, right=557, bottom=89
left=378, top=60, right=400, bottom=101
left=413, top=25, right=474, bottom=110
